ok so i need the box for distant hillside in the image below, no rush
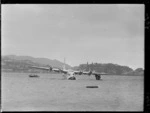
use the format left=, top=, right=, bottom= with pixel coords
left=2, top=55, right=72, bottom=73
left=2, top=55, right=144, bottom=75
left=73, top=63, right=144, bottom=76
left=123, top=68, right=144, bottom=76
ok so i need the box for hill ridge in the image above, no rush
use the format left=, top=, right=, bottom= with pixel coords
left=2, top=55, right=71, bottom=69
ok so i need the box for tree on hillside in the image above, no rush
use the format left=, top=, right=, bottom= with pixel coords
left=77, top=62, right=134, bottom=75
left=135, top=68, right=144, bottom=72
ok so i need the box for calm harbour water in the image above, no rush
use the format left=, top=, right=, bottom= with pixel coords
left=2, top=72, right=144, bottom=111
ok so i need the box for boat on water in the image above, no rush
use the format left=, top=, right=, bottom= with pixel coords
left=29, top=74, right=39, bottom=77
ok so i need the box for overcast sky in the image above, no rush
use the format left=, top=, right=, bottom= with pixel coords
left=2, top=4, right=144, bottom=69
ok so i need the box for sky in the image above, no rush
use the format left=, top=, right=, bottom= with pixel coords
left=2, top=4, right=144, bottom=69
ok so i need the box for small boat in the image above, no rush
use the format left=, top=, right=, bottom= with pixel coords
left=86, top=86, right=99, bottom=88
left=29, top=74, right=39, bottom=77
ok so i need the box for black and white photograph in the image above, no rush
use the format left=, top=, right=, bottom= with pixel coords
left=1, top=4, right=144, bottom=111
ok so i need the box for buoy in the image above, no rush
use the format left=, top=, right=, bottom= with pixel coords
left=86, top=86, right=99, bottom=88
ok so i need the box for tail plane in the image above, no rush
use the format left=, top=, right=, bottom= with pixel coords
left=63, top=57, right=66, bottom=70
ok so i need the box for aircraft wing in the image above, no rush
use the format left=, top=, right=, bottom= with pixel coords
left=30, top=65, right=69, bottom=74
left=59, top=69, right=68, bottom=74
left=74, top=71, right=82, bottom=75
left=30, top=66, right=51, bottom=70
left=92, top=71, right=108, bottom=75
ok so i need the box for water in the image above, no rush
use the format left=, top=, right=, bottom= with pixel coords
left=2, top=72, right=144, bottom=111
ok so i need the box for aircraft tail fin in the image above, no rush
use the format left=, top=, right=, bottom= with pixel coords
left=63, top=58, right=66, bottom=70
